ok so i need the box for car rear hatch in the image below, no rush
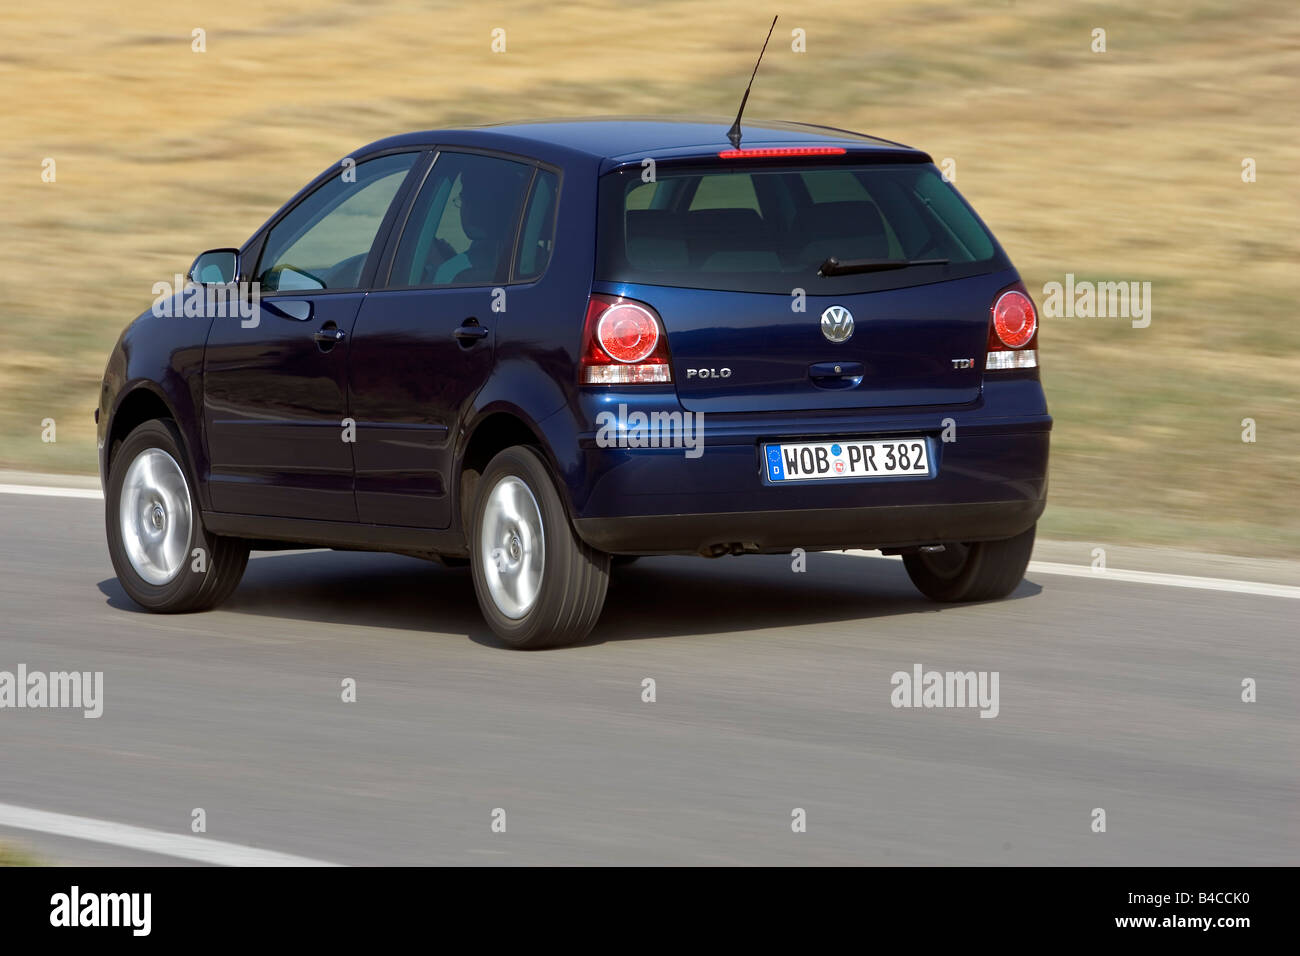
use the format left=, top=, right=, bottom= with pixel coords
left=594, top=153, right=1016, bottom=414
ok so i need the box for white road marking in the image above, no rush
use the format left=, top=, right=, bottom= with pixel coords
left=1, top=483, right=1295, bottom=599
left=0, top=802, right=342, bottom=866
left=1025, top=560, right=1300, bottom=600
left=0, top=483, right=102, bottom=500
left=848, top=550, right=1300, bottom=600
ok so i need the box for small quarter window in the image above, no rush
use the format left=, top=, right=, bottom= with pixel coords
left=513, top=169, right=559, bottom=282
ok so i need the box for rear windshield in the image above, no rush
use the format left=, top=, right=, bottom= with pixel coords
left=596, top=162, right=1009, bottom=295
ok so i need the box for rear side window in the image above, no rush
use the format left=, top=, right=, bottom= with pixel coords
left=513, top=169, right=559, bottom=281
left=597, top=162, right=1007, bottom=294
left=387, top=151, right=532, bottom=288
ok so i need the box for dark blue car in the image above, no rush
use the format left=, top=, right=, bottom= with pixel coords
left=98, top=117, right=1050, bottom=647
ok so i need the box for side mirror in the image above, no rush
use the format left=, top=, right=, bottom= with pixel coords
left=187, top=248, right=240, bottom=285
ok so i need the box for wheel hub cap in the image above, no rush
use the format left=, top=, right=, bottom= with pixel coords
left=479, top=476, right=544, bottom=619
left=119, top=447, right=192, bottom=586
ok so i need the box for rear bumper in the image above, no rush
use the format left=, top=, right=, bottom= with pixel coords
left=557, top=378, right=1050, bottom=555
left=575, top=498, right=1045, bottom=555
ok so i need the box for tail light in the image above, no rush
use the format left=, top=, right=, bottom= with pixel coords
left=985, top=282, right=1039, bottom=371
left=579, top=294, right=673, bottom=385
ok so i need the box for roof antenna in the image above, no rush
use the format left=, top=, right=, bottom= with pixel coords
left=726, top=15, right=779, bottom=151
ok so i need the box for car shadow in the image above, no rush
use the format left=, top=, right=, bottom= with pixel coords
left=98, top=548, right=1043, bottom=648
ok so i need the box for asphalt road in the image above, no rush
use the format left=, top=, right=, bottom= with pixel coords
left=0, top=491, right=1295, bottom=865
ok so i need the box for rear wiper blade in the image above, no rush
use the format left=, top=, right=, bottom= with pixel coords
left=817, top=256, right=949, bottom=277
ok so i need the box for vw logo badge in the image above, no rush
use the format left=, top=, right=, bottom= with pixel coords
left=820, top=305, right=854, bottom=344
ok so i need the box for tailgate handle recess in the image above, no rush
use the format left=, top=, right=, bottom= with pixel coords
left=808, top=361, right=864, bottom=389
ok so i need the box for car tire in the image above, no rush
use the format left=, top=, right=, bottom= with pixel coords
left=902, top=524, right=1036, bottom=602
left=610, top=555, right=640, bottom=566
left=106, top=419, right=249, bottom=613
left=469, top=446, right=609, bottom=648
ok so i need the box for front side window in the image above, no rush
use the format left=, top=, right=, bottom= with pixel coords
left=387, top=152, right=532, bottom=288
left=258, top=152, right=417, bottom=293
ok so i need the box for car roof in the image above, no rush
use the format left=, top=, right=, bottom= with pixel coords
left=358, top=116, right=928, bottom=169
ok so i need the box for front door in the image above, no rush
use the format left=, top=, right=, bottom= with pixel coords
left=203, top=151, right=420, bottom=520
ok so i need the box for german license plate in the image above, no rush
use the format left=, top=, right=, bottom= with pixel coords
left=763, top=437, right=931, bottom=482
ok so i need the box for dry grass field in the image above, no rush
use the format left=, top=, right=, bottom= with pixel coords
left=1, top=0, right=1297, bottom=554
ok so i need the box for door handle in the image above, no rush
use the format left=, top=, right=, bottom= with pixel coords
left=453, top=318, right=489, bottom=344
left=313, top=324, right=346, bottom=351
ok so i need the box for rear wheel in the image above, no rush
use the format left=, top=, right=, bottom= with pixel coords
left=106, top=419, right=249, bottom=612
left=902, top=524, right=1035, bottom=602
left=469, top=446, right=609, bottom=648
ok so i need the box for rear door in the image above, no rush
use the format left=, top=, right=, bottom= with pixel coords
left=204, top=151, right=420, bottom=520
left=347, top=150, right=542, bottom=527
left=595, top=161, right=1012, bottom=414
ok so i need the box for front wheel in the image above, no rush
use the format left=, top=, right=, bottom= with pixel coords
left=469, top=446, right=609, bottom=648
left=106, top=419, right=249, bottom=612
left=902, top=524, right=1036, bottom=602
